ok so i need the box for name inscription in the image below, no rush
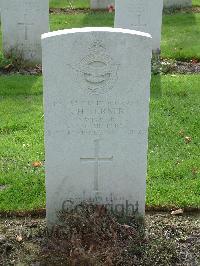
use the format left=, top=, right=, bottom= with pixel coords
left=51, top=98, right=147, bottom=137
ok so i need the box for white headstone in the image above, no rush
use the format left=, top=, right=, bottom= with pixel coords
left=164, top=0, right=192, bottom=8
left=42, top=28, right=152, bottom=228
left=0, top=0, right=1, bottom=22
left=1, top=0, right=49, bottom=64
left=114, top=0, right=163, bottom=52
left=90, top=0, right=114, bottom=9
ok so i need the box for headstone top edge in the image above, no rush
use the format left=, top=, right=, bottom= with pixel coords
left=41, top=27, right=152, bottom=40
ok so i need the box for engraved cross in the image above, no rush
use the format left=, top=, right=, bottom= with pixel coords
left=132, top=6, right=146, bottom=27
left=80, top=139, right=113, bottom=192
left=17, top=14, right=34, bottom=41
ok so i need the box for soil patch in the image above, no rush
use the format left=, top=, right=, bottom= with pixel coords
left=0, top=208, right=199, bottom=265
left=164, top=6, right=200, bottom=14
left=1, top=59, right=200, bottom=76
left=0, top=64, right=42, bottom=75
left=49, top=7, right=102, bottom=15
left=170, top=60, right=200, bottom=74
left=49, top=7, right=200, bottom=15
left=152, top=58, right=200, bottom=74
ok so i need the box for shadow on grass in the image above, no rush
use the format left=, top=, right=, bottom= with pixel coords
left=81, top=10, right=114, bottom=27
left=151, top=74, right=162, bottom=99
left=161, top=11, right=200, bottom=60
left=0, top=75, right=43, bottom=97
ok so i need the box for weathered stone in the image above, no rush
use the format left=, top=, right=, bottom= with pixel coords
left=114, top=0, right=163, bottom=52
left=42, top=28, right=152, bottom=228
left=1, top=0, right=49, bottom=64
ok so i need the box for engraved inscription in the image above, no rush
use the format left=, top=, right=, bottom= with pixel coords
left=133, top=12, right=146, bottom=27
left=17, top=14, right=34, bottom=41
left=69, top=99, right=130, bottom=135
left=80, top=139, right=113, bottom=192
left=73, top=41, right=119, bottom=95
left=51, top=98, right=148, bottom=137
left=128, top=1, right=147, bottom=27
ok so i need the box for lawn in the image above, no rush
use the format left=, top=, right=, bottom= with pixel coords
left=50, top=0, right=90, bottom=8
left=50, top=12, right=113, bottom=30
left=0, top=74, right=199, bottom=211
left=0, top=76, right=45, bottom=210
left=193, top=0, right=200, bottom=6
left=161, top=13, right=200, bottom=60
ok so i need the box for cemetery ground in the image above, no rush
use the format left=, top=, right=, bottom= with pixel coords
left=0, top=211, right=199, bottom=265
left=0, top=3, right=200, bottom=266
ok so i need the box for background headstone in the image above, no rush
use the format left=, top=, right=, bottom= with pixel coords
left=0, top=0, right=1, bottom=22
left=42, top=27, right=152, bottom=228
left=114, top=0, right=163, bottom=52
left=163, top=0, right=192, bottom=8
left=90, top=0, right=114, bottom=9
left=1, top=0, right=49, bottom=64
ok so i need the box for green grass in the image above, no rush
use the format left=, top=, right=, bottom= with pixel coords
left=0, top=76, right=45, bottom=210
left=50, top=12, right=113, bottom=31
left=50, top=0, right=90, bottom=8
left=147, top=75, right=200, bottom=207
left=0, top=74, right=199, bottom=211
left=193, top=0, right=200, bottom=6
left=161, top=13, right=200, bottom=60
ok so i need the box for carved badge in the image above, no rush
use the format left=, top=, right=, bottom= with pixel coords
left=75, top=41, right=119, bottom=95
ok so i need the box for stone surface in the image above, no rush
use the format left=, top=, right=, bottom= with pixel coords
left=90, top=0, right=114, bottom=9
left=114, top=0, right=163, bottom=52
left=164, top=0, right=192, bottom=8
left=1, top=0, right=49, bottom=64
left=42, top=28, right=152, bottom=227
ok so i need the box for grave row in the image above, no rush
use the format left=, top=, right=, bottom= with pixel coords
left=1, top=0, right=163, bottom=64
left=0, top=0, right=193, bottom=64
left=0, top=0, right=193, bottom=21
